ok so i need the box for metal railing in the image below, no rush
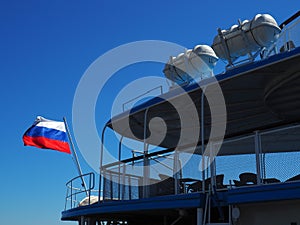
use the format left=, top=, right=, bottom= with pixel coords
left=101, top=151, right=180, bottom=201
left=99, top=124, right=300, bottom=202
left=65, top=172, right=97, bottom=210
left=214, top=124, right=300, bottom=188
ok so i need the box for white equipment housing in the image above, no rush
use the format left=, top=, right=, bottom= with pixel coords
left=212, top=14, right=281, bottom=65
left=163, top=45, right=218, bottom=85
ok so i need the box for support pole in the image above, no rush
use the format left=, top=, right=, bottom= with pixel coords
left=201, top=87, right=206, bottom=192
left=63, top=117, right=88, bottom=196
left=209, top=142, right=216, bottom=188
left=99, top=125, right=107, bottom=202
left=254, top=131, right=262, bottom=185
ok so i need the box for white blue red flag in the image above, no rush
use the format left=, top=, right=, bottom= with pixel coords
left=23, top=116, right=71, bottom=154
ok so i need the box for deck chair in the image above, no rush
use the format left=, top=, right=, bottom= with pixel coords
left=188, top=180, right=202, bottom=192
left=188, top=174, right=225, bottom=192
left=157, top=174, right=175, bottom=196
left=263, top=178, right=280, bottom=184
left=280, top=40, right=296, bottom=52
left=233, top=172, right=257, bottom=187
left=215, top=174, right=225, bottom=189
left=286, top=174, right=300, bottom=182
left=205, top=174, right=225, bottom=189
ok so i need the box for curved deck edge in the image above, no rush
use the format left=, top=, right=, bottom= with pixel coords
left=228, top=181, right=300, bottom=204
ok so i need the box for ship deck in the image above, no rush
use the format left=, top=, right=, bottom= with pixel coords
left=62, top=181, right=300, bottom=221
left=62, top=46, right=300, bottom=224
left=61, top=16, right=300, bottom=224
left=62, top=193, right=205, bottom=221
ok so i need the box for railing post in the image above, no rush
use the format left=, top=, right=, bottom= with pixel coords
left=88, top=174, right=91, bottom=205
left=71, top=180, right=73, bottom=208
left=122, top=163, right=126, bottom=200
left=64, top=187, right=68, bottom=210
left=143, top=108, right=150, bottom=198
left=118, top=136, right=124, bottom=200
left=174, top=150, right=180, bottom=194
left=102, top=169, right=106, bottom=201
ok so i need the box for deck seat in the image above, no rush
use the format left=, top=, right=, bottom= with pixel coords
left=157, top=175, right=175, bottom=196
left=280, top=40, right=296, bottom=52
left=233, top=172, right=257, bottom=187
left=263, top=178, right=281, bottom=184
left=286, top=174, right=300, bottom=182
left=188, top=174, right=225, bottom=192
left=78, top=196, right=99, bottom=207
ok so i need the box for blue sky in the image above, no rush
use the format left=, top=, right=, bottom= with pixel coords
left=0, top=1, right=299, bottom=225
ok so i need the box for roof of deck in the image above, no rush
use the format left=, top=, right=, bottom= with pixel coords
left=105, top=47, right=300, bottom=154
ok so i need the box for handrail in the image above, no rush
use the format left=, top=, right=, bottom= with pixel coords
left=66, top=172, right=95, bottom=186
left=279, top=10, right=300, bottom=28
left=102, top=147, right=174, bottom=169
left=122, top=85, right=163, bottom=111
left=65, top=172, right=96, bottom=210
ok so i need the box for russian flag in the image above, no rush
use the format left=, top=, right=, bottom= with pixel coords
left=23, top=116, right=71, bottom=154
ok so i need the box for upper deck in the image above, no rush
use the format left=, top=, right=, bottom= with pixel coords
left=107, top=46, right=300, bottom=149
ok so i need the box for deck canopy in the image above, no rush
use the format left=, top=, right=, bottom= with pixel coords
left=106, top=47, right=300, bottom=155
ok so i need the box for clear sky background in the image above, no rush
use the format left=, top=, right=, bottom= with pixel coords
left=0, top=1, right=299, bottom=225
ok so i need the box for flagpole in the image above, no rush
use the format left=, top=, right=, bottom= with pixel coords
left=63, top=117, right=88, bottom=196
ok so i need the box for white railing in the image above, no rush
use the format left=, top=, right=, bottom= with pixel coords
left=263, top=15, right=300, bottom=58
left=64, top=172, right=99, bottom=210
